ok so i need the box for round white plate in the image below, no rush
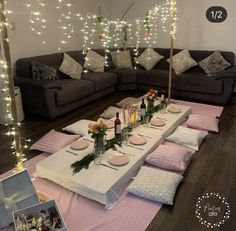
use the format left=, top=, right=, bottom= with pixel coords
left=108, top=154, right=129, bottom=166
left=129, top=136, right=147, bottom=145
left=70, top=140, right=89, bottom=150
left=168, top=107, right=181, bottom=113
left=150, top=118, right=166, bottom=127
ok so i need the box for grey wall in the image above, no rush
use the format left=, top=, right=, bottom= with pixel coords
left=6, top=0, right=111, bottom=65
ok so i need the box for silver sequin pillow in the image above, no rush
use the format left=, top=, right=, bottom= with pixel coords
left=136, top=48, right=164, bottom=70
left=199, top=50, right=231, bottom=77
left=128, top=166, right=183, bottom=205
left=167, top=49, right=197, bottom=75
left=59, top=53, right=83, bottom=79
left=110, top=50, right=133, bottom=68
left=84, top=50, right=105, bottom=72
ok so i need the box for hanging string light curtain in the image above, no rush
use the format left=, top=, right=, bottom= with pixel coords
left=26, top=0, right=46, bottom=44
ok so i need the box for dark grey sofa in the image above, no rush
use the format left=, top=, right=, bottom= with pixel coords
left=14, top=51, right=117, bottom=118
left=14, top=48, right=236, bottom=118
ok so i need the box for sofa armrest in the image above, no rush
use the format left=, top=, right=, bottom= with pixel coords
left=215, top=66, right=236, bottom=80
left=14, top=76, right=64, bottom=90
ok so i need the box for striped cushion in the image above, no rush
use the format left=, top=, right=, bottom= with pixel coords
left=145, top=141, right=195, bottom=171
left=30, top=130, right=80, bottom=153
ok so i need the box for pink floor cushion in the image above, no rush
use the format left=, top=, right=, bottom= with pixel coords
left=185, top=114, right=219, bottom=132
left=145, top=142, right=194, bottom=171
left=30, top=130, right=80, bottom=153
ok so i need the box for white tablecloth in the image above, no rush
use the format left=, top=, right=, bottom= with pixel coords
left=35, top=103, right=191, bottom=208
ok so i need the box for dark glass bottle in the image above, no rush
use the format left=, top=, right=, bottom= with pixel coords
left=114, top=112, right=121, bottom=139
left=160, top=90, right=167, bottom=113
left=140, top=98, right=146, bottom=122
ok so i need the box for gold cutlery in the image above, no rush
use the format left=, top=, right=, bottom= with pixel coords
left=83, top=138, right=94, bottom=143
left=66, top=150, right=78, bottom=156
left=125, top=144, right=144, bottom=150
left=100, top=163, right=119, bottom=171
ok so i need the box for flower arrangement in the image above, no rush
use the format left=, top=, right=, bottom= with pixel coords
left=146, top=88, right=158, bottom=101
left=146, top=88, right=158, bottom=114
left=88, top=118, right=108, bottom=138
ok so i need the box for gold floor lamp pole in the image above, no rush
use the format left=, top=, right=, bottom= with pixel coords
left=0, top=0, right=24, bottom=171
left=168, top=0, right=177, bottom=103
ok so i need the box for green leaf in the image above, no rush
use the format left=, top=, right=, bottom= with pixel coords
left=71, top=153, right=95, bottom=175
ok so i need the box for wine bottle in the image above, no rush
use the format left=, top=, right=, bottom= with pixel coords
left=114, top=112, right=122, bottom=139
left=140, top=98, right=146, bottom=122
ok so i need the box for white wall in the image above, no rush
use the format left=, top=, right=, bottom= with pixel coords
left=110, top=0, right=236, bottom=58
left=6, top=0, right=111, bottom=65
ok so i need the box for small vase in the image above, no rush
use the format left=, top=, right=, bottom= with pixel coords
left=147, top=100, right=155, bottom=115
left=94, top=135, right=105, bottom=165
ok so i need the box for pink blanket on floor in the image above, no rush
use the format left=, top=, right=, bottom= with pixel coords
left=0, top=100, right=223, bottom=231
left=0, top=154, right=162, bottom=231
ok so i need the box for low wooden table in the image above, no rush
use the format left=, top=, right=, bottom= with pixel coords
left=35, top=103, right=191, bottom=208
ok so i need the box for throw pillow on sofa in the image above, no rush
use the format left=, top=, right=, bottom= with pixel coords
left=31, top=61, right=58, bottom=81
left=59, top=53, right=83, bottom=79
left=128, top=166, right=183, bottom=205
left=167, top=49, right=198, bottom=75
left=199, top=50, right=231, bottom=77
left=110, top=50, right=133, bottom=68
left=136, top=47, right=164, bottom=70
left=84, top=50, right=105, bottom=72
left=30, top=130, right=80, bottom=153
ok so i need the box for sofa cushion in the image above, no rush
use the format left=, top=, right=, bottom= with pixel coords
left=16, top=53, right=63, bottom=78
left=84, top=50, right=105, bottom=72
left=136, top=48, right=164, bottom=70
left=136, top=69, right=170, bottom=87
left=199, top=50, right=231, bottom=77
left=82, top=72, right=117, bottom=92
left=168, top=50, right=198, bottom=75
left=109, top=68, right=137, bottom=83
left=56, top=79, right=94, bottom=106
left=110, top=50, right=133, bottom=68
left=59, top=53, right=83, bottom=79
left=173, top=73, right=223, bottom=94
left=31, top=61, right=58, bottom=81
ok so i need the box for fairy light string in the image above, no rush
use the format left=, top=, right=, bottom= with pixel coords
left=0, top=0, right=29, bottom=172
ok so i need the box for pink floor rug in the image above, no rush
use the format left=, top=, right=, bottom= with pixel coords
left=0, top=100, right=224, bottom=231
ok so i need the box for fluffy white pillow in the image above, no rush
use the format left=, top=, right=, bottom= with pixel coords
left=63, top=119, right=94, bottom=136
left=100, top=106, right=122, bottom=119
left=116, top=97, right=140, bottom=108
left=128, top=166, right=183, bottom=205
left=59, top=53, right=83, bottom=79
left=185, top=114, right=219, bottom=132
left=84, top=50, right=105, bottom=72
left=110, top=50, right=132, bottom=68
left=30, top=130, right=80, bottom=153
left=167, top=50, right=197, bottom=75
left=136, top=48, right=164, bottom=70
left=165, top=126, right=208, bottom=151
